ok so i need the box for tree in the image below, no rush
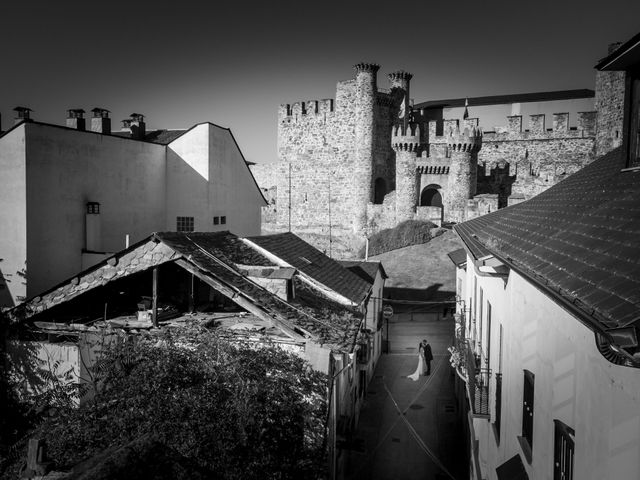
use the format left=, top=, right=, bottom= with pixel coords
left=16, top=322, right=329, bottom=479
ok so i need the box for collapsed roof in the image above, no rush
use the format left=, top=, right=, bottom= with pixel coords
left=10, top=231, right=369, bottom=352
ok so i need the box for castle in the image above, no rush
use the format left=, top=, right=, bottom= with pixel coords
left=250, top=54, right=624, bottom=257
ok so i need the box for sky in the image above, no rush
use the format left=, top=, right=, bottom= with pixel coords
left=1, top=1, right=640, bottom=164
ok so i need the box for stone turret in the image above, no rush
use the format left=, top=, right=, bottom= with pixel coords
left=444, top=122, right=482, bottom=223
left=392, top=123, right=421, bottom=224
left=354, top=63, right=379, bottom=233
left=388, top=71, right=413, bottom=129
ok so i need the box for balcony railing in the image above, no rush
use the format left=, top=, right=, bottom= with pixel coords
left=451, top=313, right=491, bottom=417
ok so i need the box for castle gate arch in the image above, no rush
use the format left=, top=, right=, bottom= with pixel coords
left=374, top=177, right=387, bottom=205
left=420, top=184, right=443, bottom=207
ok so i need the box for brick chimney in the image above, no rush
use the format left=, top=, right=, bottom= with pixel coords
left=90, top=108, right=111, bottom=134
left=66, top=109, right=86, bottom=131
left=129, top=113, right=146, bottom=140
left=13, top=106, right=32, bottom=125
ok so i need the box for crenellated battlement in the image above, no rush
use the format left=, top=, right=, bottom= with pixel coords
left=391, top=123, right=421, bottom=151
left=427, top=111, right=597, bottom=144
left=446, top=123, right=482, bottom=153
left=388, top=71, right=413, bottom=90
left=279, top=99, right=335, bottom=121
left=354, top=62, right=380, bottom=74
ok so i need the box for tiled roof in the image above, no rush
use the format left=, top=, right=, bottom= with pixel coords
left=144, top=129, right=188, bottom=144
left=112, top=129, right=187, bottom=144
left=447, top=248, right=467, bottom=267
left=155, top=232, right=361, bottom=350
left=338, top=260, right=387, bottom=284
left=158, top=231, right=275, bottom=267
left=414, top=89, right=594, bottom=110
left=246, top=233, right=373, bottom=305
left=455, top=147, right=640, bottom=331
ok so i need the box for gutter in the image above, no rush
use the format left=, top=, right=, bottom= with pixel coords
left=454, top=228, right=614, bottom=342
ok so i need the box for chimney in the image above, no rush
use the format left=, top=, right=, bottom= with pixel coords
left=85, top=202, right=102, bottom=252
left=90, top=108, right=111, bottom=134
left=66, top=109, right=86, bottom=131
left=13, top=106, right=32, bottom=125
left=129, top=113, right=146, bottom=140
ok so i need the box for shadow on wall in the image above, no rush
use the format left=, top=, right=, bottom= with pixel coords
left=0, top=267, right=14, bottom=308
left=0, top=259, right=26, bottom=308
left=385, top=283, right=455, bottom=312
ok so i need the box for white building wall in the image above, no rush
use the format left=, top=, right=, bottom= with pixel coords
left=25, top=124, right=167, bottom=297
left=0, top=126, right=27, bottom=306
left=166, top=123, right=264, bottom=236
left=462, top=256, right=640, bottom=480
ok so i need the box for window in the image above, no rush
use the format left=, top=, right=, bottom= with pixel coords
left=176, top=216, right=194, bottom=232
left=357, top=341, right=370, bottom=365
left=553, top=420, right=575, bottom=480
left=221, top=216, right=226, bottom=225
left=479, top=287, right=484, bottom=349
left=485, top=301, right=491, bottom=367
left=520, top=369, right=535, bottom=461
left=494, top=372, right=502, bottom=443
left=493, top=324, right=504, bottom=443
left=213, top=216, right=219, bottom=225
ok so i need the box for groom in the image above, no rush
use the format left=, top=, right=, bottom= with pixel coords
left=422, top=339, right=433, bottom=375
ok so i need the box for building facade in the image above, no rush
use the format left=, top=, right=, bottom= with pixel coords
left=0, top=111, right=266, bottom=307
left=448, top=34, right=640, bottom=480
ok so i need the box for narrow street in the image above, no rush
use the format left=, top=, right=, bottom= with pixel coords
left=344, top=307, right=466, bottom=480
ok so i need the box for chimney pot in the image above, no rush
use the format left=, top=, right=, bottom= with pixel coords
left=66, top=109, right=86, bottom=131
left=90, top=108, right=111, bottom=134
left=13, top=106, right=32, bottom=125
left=128, top=113, right=146, bottom=140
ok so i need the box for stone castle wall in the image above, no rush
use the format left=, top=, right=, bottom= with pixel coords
left=252, top=61, right=619, bottom=258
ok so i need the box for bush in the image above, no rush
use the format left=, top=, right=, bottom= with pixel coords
left=8, top=323, right=328, bottom=479
left=362, top=220, right=436, bottom=257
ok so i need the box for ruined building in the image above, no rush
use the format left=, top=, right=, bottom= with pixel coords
left=251, top=46, right=624, bottom=257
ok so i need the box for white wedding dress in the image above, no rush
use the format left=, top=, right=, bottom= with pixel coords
left=408, top=349, right=425, bottom=381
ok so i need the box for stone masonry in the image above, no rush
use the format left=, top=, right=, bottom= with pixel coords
left=251, top=52, right=625, bottom=258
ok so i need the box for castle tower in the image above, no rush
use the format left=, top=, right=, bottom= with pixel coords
left=392, top=123, right=420, bottom=224
left=354, top=63, right=380, bottom=233
left=444, top=122, right=482, bottom=223
left=388, top=71, right=413, bottom=129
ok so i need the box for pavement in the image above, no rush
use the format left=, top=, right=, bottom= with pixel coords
left=343, top=309, right=466, bottom=480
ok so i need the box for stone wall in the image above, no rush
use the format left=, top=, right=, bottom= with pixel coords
left=255, top=62, right=610, bottom=257
left=595, top=43, right=626, bottom=156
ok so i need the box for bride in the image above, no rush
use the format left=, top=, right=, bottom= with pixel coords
left=408, top=342, right=426, bottom=381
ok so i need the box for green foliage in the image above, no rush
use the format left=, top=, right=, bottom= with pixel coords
left=361, top=220, right=436, bottom=257
left=27, top=323, right=328, bottom=479
left=0, top=312, right=38, bottom=474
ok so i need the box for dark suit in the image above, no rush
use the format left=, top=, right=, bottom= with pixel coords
left=423, top=343, right=433, bottom=375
